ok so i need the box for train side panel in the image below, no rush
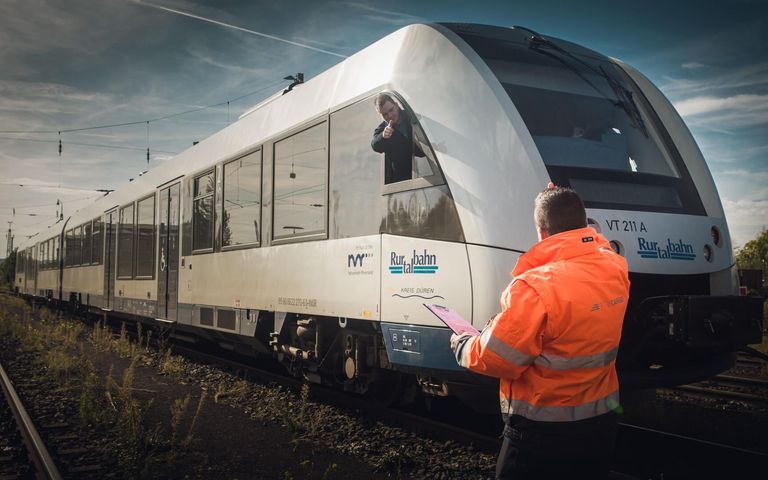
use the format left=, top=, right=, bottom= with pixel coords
left=178, top=236, right=382, bottom=323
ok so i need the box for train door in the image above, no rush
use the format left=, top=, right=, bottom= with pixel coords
left=103, top=209, right=117, bottom=309
left=157, top=183, right=180, bottom=321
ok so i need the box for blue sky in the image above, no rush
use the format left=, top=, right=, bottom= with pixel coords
left=1, top=0, right=766, bottom=255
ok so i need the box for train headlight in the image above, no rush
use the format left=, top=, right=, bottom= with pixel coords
left=711, top=226, right=722, bottom=247
left=703, top=244, right=714, bottom=262
left=609, top=240, right=624, bottom=256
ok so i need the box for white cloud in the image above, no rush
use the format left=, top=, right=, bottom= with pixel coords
left=660, top=62, right=768, bottom=96
left=718, top=169, right=768, bottom=181
left=673, top=93, right=768, bottom=128
left=722, top=197, right=768, bottom=248
left=340, top=2, right=424, bottom=25
left=674, top=94, right=768, bottom=116
left=0, top=80, right=112, bottom=118
left=681, top=62, right=708, bottom=70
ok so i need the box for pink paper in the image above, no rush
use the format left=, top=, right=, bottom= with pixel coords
left=423, top=303, right=480, bottom=336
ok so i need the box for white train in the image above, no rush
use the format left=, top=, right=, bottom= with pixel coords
left=14, top=24, right=762, bottom=403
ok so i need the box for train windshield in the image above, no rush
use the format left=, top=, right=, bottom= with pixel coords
left=455, top=28, right=705, bottom=214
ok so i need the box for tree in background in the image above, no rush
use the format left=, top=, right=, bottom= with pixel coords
left=736, top=229, right=768, bottom=337
left=736, top=228, right=768, bottom=271
left=0, top=250, right=16, bottom=290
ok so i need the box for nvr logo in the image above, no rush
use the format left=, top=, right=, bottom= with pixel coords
left=637, top=237, right=696, bottom=261
left=348, top=253, right=371, bottom=267
left=389, top=249, right=439, bottom=274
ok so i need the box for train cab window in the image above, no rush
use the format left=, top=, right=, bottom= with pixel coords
left=273, top=122, right=327, bottom=242
left=118, top=203, right=135, bottom=278
left=136, top=195, right=155, bottom=278
left=454, top=29, right=704, bottom=214
left=92, top=219, right=102, bottom=264
left=83, top=222, right=92, bottom=265
left=370, top=93, right=444, bottom=193
left=222, top=150, right=261, bottom=248
left=193, top=171, right=215, bottom=252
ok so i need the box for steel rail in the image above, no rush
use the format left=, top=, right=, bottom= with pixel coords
left=674, top=384, right=768, bottom=403
left=713, top=373, right=768, bottom=386
left=616, top=421, right=768, bottom=477
left=0, top=361, right=63, bottom=480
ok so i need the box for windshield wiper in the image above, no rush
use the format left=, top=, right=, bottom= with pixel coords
left=513, top=26, right=649, bottom=138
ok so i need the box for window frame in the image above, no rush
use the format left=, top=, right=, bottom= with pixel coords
left=74, top=225, right=83, bottom=266
left=271, top=120, right=329, bottom=246
left=117, top=202, right=136, bottom=279
left=83, top=221, right=93, bottom=266
left=221, top=148, right=263, bottom=252
left=134, top=193, right=156, bottom=279
left=192, top=169, right=216, bottom=254
left=53, top=236, right=59, bottom=268
left=375, top=91, right=446, bottom=196
left=92, top=217, right=103, bottom=265
left=65, top=229, right=74, bottom=268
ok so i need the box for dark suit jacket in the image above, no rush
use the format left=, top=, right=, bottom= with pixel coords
left=371, top=114, right=422, bottom=184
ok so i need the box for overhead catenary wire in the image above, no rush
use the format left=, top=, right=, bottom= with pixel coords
left=0, top=78, right=287, bottom=135
left=0, top=136, right=176, bottom=155
left=0, top=182, right=113, bottom=192
left=0, top=194, right=99, bottom=211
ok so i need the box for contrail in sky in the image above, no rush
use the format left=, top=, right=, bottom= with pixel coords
left=133, top=1, right=348, bottom=58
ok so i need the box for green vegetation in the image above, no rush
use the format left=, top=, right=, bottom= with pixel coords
left=0, top=251, right=15, bottom=290
left=0, top=296, right=207, bottom=478
left=736, top=227, right=768, bottom=272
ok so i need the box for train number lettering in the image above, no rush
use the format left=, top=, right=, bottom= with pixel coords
left=605, top=219, right=647, bottom=232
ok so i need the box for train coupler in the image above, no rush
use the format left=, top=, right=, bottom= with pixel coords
left=636, top=295, right=764, bottom=348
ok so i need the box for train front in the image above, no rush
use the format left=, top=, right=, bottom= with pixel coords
left=443, top=24, right=763, bottom=388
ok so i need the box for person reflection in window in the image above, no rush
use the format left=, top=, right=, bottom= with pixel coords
left=371, top=93, right=424, bottom=184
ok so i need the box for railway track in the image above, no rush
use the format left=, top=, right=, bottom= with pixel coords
left=615, top=422, right=768, bottom=478
left=39, top=309, right=768, bottom=479
left=169, top=342, right=506, bottom=453
left=664, top=373, right=768, bottom=405
left=169, top=341, right=768, bottom=480
left=0, top=361, right=62, bottom=480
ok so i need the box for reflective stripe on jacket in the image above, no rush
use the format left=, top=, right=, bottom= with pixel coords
left=455, top=227, right=630, bottom=422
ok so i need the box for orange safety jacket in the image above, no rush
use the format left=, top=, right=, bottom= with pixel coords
left=455, top=227, right=630, bottom=422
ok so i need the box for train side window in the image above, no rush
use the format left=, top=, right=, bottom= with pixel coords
left=74, top=225, right=83, bottom=266
left=92, top=218, right=103, bottom=265
left=136, top=194, right=155, bottom=278
left=65, top=229, right=73, bottom=267
left=371, top=92, right=444, bottom=194
left=329, top=97, right=383, bottom=238
left=83, top=222, right=93, bottom=266
left=117, top=203, right=135, bottom=278
left=222, top=149, right=261, bottom=248
left=54, top=236, right=59, bottom=267
left=272, top=122, right=327, bottom=243
left=193, top=171, right=215, bottom=252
